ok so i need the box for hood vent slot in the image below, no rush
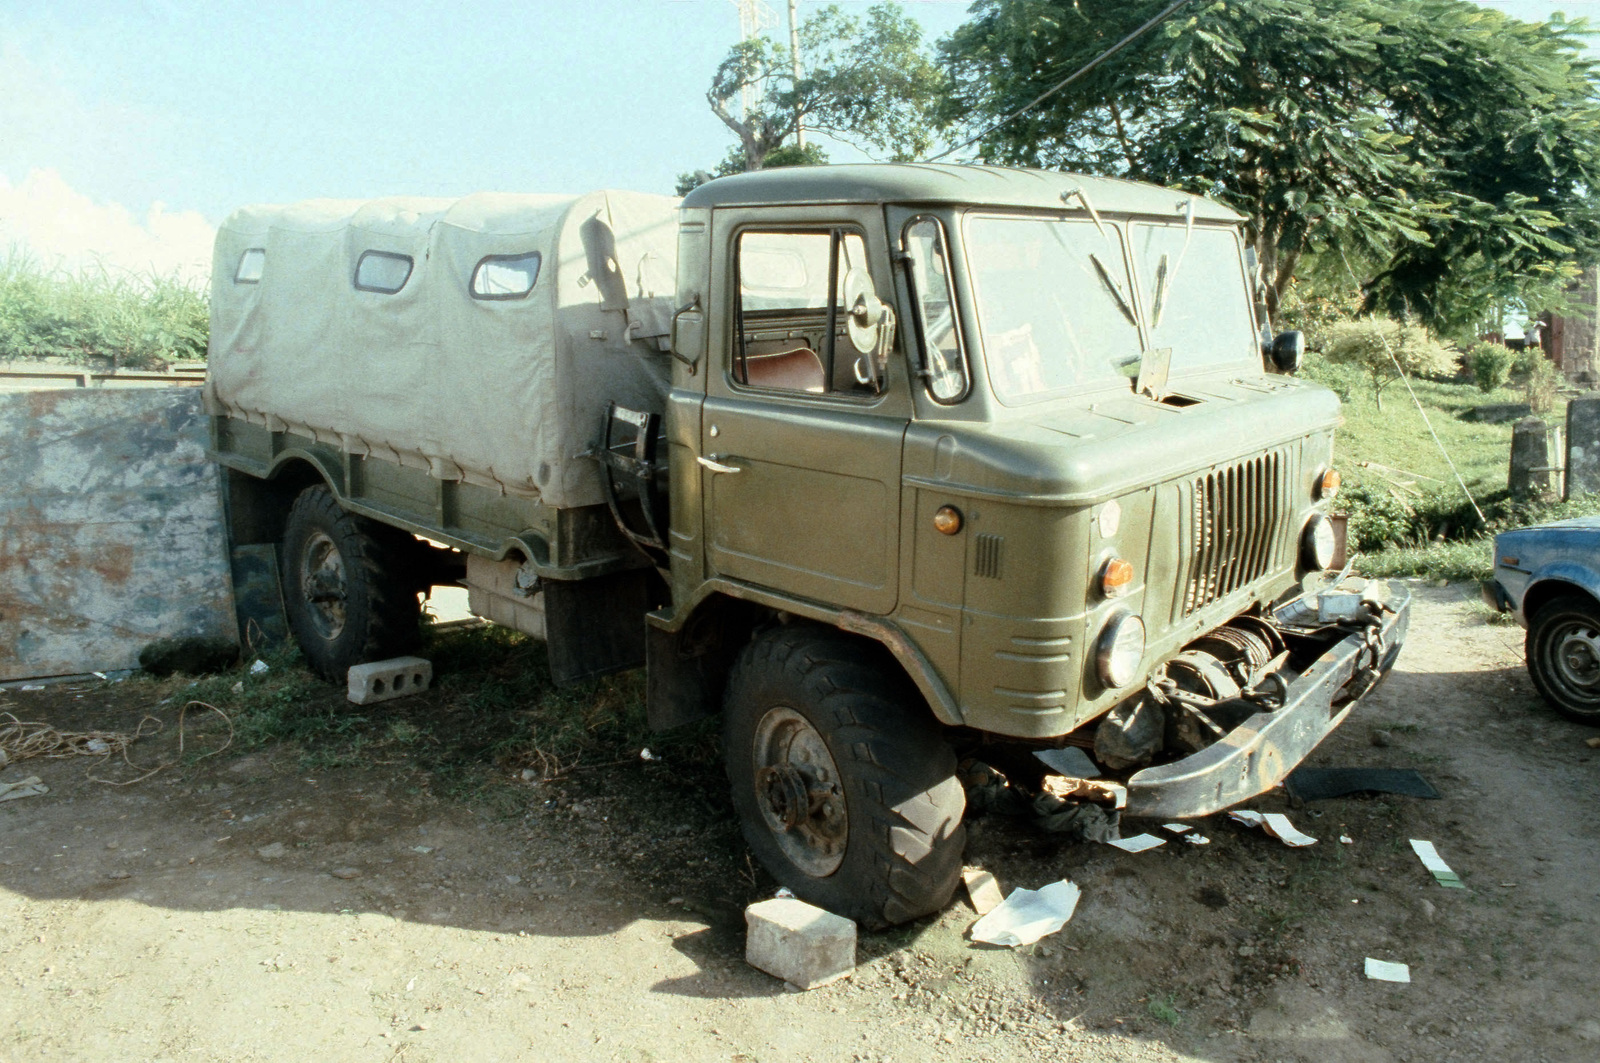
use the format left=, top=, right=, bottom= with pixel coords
left=975, top=534, right=1004, bottom=579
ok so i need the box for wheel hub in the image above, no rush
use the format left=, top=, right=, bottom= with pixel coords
left=751, top=707, right=847, bottom=877
left=1556, top=625, right=1600, bottom=689
left=299, top=529, right=348, bottom=641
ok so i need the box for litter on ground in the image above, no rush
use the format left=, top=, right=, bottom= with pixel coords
left=1161, top=822, right=1192, bottom=834
left=1033, top=747, right=1100, bottom=778
left=1409, top=839, right=1464, bottom=888
left=962, top=867, right=1004, bottom=915
left=0, top=776, right=48, bottom=802
left=1365, top=958, right=1411, bottom=983
left=1105, top=833, right=1166, bottom=853
left=970, top=880, right=1081, bottom=947
left=1285, top=767, right=1439, bottom=801
left=1229, top=810, right=1317, bottom=847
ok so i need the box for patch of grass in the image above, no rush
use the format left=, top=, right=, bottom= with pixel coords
left=1362, top=537, right=1494, bottom=583
left=0, top=251, right=207, bottom=369
left=127, top=622, right=725, bottom=804
left=1146, top=992, right=1182, bottom=1027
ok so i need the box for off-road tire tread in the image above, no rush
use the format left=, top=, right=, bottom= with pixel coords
left=1525, top=593, right=1600, bottom=726
left=283, top=486, right=421, bottom=681
left=723, top=624, right=965, bottom=928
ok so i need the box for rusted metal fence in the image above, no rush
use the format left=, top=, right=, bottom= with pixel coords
left=0, top=386, right=236, bottom=682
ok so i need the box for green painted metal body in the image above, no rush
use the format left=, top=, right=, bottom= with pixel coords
left=659, top=165, right=1340, bottom=740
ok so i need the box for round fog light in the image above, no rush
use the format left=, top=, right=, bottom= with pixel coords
left=1096, top=613, right=1147, bottom=689
left=1303, top=514, right=1336, bottom=570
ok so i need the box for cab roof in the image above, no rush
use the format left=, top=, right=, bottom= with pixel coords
left=681, top=163, right=1242, bottom=222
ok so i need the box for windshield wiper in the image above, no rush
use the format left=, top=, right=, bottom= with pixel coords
left=1061, top=187, right=1109, bottom=241
left=1090, top=251, right=1140, bottom=328
left=1150, top=199, right=1197, bottom=330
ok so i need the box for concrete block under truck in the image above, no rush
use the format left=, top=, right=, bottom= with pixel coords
left=205, top=165, right=1410, bottom=927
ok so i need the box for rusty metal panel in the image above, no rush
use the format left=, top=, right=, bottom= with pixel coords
left=0, top=388, right=237, bottom=681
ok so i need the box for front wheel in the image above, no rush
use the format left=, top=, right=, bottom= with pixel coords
left=723, top=625, right=965, bottom=927
left=1526, top=594, right=1600, bottom=725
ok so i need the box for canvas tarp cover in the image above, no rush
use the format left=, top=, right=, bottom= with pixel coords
left=205, top=189, right=679, bottom=509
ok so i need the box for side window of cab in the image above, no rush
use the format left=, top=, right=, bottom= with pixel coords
left=732, top=228, right=880, bottom=396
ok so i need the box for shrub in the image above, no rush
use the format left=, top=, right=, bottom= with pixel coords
left=1341, top=481, right=1415, bottom=552
left=1323, top=318, right=1456, bottom=410
left=0, top=254, right=207, bottom=369
left=1465, top=341, right=1516, bottom=393
left=1521, top=354, right=1563, bottom=414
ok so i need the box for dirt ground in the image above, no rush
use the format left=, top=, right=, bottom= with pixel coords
left=1, top=584, right=1597, bottom=1063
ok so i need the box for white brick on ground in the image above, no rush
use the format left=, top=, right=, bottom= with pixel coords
left=346, top=657, right=432, bottom=705
left=744, top=898, right=856, bottom=990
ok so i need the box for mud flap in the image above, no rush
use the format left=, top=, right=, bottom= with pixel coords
left=542, top=569, right=655, bottom=685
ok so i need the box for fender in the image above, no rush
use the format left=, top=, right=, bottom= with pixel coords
left=649, top=578, right=965, bottom=726
left=1520, top=560, right=1600, bottom=624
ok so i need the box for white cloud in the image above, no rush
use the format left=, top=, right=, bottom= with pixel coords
left=0, top=169, right=214, bottom=286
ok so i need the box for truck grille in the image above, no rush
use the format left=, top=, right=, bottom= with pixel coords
left=1181, top=449, right=1288, bottom=616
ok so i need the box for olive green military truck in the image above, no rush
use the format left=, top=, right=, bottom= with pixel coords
left=206, top=165, right=1409, bottom=927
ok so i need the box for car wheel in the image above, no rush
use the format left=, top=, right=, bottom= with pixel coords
left=282, top=485, right=421, bottom=681
left=1526, top=594, right=1600, bottom=726
left=722, top=624, right=966, bottom=928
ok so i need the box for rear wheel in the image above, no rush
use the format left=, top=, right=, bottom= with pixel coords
left=282, top=485, right=421, bottom=680
left=1526, top=594, right=1600, bottom=725
left=722, top=624, right=965, bottom=927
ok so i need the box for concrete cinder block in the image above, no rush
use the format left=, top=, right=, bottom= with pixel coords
left=744, top=897, right=856, bottom=990
left=347, top=657, right=432, bottom=705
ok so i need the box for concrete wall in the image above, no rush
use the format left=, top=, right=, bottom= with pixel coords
left=0, top=388, right=236, bottom=681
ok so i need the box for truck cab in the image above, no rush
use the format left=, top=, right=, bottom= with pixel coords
left=643, top=165, right=1407, bottom=923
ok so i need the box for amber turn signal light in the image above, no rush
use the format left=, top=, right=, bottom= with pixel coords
left=933, top=505, right=963, bottom=535
left=1101, top=557, right=1135, bottom=598
left=1317, top=467, right=1341, bottom=499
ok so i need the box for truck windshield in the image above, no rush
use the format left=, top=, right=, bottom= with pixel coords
left=965, top=215, right=1143, bottom=404
left=1131, top=223, right=1258, bottom=373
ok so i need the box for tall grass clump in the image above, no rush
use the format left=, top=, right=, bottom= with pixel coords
left=0, top=251, right=208, bottom=369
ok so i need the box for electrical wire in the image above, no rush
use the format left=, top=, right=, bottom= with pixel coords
left=925, top=0, right=1197, bottom=163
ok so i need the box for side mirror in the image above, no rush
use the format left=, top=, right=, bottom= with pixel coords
left=669, top=294, right=703, bottom=372
left=1268, top=330, right=1304, bottom=374
left=842, top=268, right=896, bottom=393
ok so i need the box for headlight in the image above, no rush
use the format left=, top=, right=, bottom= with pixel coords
left=1302, top=514, right=1336, bottom=570
left=1096, top=612, right=1147, bottom=688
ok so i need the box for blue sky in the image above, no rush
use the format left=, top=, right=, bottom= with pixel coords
left=0, top=0, right=1589, bottom=277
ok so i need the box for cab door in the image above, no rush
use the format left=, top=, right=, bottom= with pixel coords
left=699, top=206, right=910, bottom=616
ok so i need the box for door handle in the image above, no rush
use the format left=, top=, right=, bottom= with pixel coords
left=697, top=454, right=742, bottom=474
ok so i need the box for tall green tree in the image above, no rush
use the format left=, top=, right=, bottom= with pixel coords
left=680, top=3, right=947, bottom=193
left=941, top=0, right=1600, bottom=332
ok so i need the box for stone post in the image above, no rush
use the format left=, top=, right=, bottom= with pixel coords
left=1510, top=417, right=1551, bottom=500
left=1565, top=394, right=1600, bottom=498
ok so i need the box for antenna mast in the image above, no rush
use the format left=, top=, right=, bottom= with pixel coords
left=728, top=0, right=780, bottom=123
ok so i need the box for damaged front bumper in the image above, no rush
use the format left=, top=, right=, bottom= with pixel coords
left=1123, top=584, right=1412, bottom=819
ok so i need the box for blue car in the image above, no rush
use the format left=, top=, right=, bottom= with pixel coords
left=1486, top=516, right=1600, bottom=724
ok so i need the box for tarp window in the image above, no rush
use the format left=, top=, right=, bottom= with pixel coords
left=470, top=251, right=541, bottom=300
left=234, top=248, right=265, bottom=284
left=354, top=251, right=414, bottom=294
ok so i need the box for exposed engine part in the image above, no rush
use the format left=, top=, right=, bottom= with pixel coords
left=1154, top=618, right=1292, bottom=755
left=1093, top=695, right=1165, bottom=770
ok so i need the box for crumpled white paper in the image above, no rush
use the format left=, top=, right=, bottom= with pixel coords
left=970, top=880, right=1081, bottom=947
left=1229, top=810, right=1317, bottom=847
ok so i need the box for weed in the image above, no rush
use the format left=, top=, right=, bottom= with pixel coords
left=0, top=251, right=208, bottom=369
left=1146, top=993, right=1182, bottom=1027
